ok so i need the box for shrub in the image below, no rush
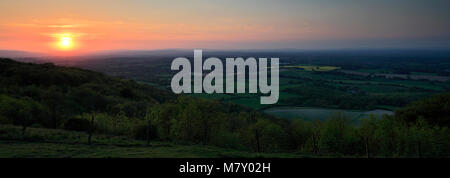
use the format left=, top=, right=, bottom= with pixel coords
left=64, top=118, right=90, bottom=132
left=132, top=122, right=157, bottom=140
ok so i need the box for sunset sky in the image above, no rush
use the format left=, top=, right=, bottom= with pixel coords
left=1, top=0, right=450, bottom=54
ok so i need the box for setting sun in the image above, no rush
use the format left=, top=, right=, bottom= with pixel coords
left=58, top=35, right=73, bottom=50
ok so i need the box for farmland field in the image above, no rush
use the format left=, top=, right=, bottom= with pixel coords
left=54, top=50, right=450, bottom=122
left=187, top=65, right=449, bottom=116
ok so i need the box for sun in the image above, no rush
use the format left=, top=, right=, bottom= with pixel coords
left=59, top=36, right=72, bottom=49
left=61, top=37, right=71, bottom=47
left=58, top=34, right=74, bottom=50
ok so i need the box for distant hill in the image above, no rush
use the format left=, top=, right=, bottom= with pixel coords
left=83, top=49, right=194, bottom=58
left=0, top=50, right=47, bottom=58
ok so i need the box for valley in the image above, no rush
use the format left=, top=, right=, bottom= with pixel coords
left=28, top=50, right=450, bottom=122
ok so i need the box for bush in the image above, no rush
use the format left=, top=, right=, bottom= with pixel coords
left=0, top=116, right=12, bottom=125
left=64, top=118, right=90, bottom=132
left=132, top=122, right=157, bottom=140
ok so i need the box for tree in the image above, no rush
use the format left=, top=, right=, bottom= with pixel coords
left=319, top=113, right=358, bottom=155
left=411, top=118, right=429, bottom=158
left=171, top=97, right=198, bottom=142
left=42, top=87, right=71, bottom=129
left=144, top=108, right=153, bottom=146
left=248, top=119, right=287, bottom=153
left=310, top=120, right=323, bottom=155
left=372, top=115, right=398, bottom=157
left=196, top=100, right=221, bottom=145
left=71, top=88, right=109, bottom=145
left=396, top=92, right=450, bottom=127
left=0, top=96, right=43, bottom=140
left=152, top=104, right=176, bottom=141
left=249, top=120, right=266, bottom=153
left=288, top=119, right=313, bottom=151
left=88, top=114, right=95, bottom=145
left=360, top=115, right=378, bottom=158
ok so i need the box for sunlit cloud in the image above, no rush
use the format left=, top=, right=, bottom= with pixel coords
left=48, top=24, right=80, bottom=28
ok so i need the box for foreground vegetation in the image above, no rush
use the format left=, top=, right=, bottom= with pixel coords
left=0, top=58, right=449, bottom=158
left=0, top=125, right=299, bottom=158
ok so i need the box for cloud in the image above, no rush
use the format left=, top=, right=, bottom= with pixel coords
left=47, top=24, right=81, bottom=28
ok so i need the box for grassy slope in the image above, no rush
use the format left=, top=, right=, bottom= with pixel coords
left=0, top=125, right=302, bottom=158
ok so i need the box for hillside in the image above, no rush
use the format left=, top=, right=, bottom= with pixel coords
left=0, top=58, right=174, bottom=127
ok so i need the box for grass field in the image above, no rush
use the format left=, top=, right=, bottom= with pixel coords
left=0, top=125, right=303, bottom=158
left=0, top=141, right=304, bottom=158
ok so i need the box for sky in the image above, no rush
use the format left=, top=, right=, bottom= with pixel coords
left=0, top=0, right=449, bottom=54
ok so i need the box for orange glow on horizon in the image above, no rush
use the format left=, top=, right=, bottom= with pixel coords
left=0, top=16, right=316, bottom=55
left=1, top=0, right=449, bottom=55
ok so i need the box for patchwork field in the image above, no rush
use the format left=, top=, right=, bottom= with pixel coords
left=186, top=65, right=450, bottom=123
left=61, top=54, right=450, bottom=123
